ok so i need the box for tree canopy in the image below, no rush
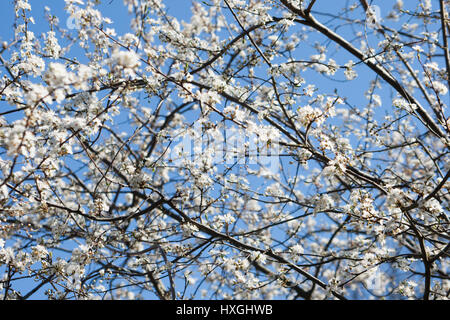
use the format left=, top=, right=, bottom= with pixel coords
left=0, top=0, right=449, bottom=300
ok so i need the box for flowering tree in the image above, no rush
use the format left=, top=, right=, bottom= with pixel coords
left=0, top=0, right=449, bottom=300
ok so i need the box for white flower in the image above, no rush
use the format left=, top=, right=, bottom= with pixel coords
left=217, top=213, right=236, bottom=224
left=297, top=105, right=322, bottom=127
left=290, top=243, right=304, bottom=255
left=303, top=84, right=316, bottom=96
left=430, top=81, right=448, bottom=95
left=16, top=0, right=31, bottom=11
left=44, top=31, right=61, bottom=58
left=393, top=98, right=417, bottom=112
left=421, top=0, right=432, bottom=11
left=31, top=245, right=49, bottom=261
left=397, top=280, right=417, bottom=298
left=327, top=154, right=348, bottom=173
left=344, top=60, right=357, bottom=80
left=44, top=63, right=72, bottom=86
left=250, top=251, right=268, bottom=265
left=0, top=247, right=14, bottom=265
left=327, top=58, right=338, bottom=75
left=422, top=198, right=443, bottom=215
left=372, top=94, right=382, bottom=107
left=64, top=116, right=86, bottom=131
left=315, top=194, right=334, bottom=213
left=65, top=0, right=85, bottom=4
left=25, top=84, right=51, bottom=105
left=18, top=55, right=45, bottom=76
left=314, top=194, right=334, bottom=213
left=233, top=270, right=249, bottom=285
left=412, top=45, right=424, bottom=53
left=112, top=50, right=140, bottom=69
left=77, top=64, right=93, bottom=81
left=181, top=223, right=199, bottom=237
left=424, top=62, right=440, bottom=71
left=184, top=271, right=197, bottom=285
left=0, top=185, right=8, bottom=201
